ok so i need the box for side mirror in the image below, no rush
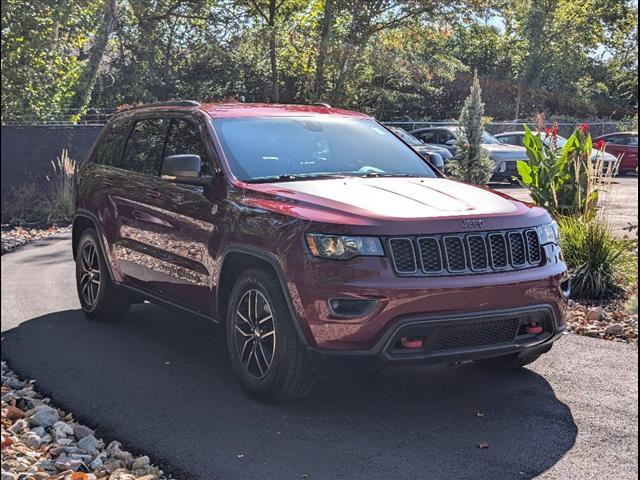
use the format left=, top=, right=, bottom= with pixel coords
left=161, top=154, right=212, bottom=186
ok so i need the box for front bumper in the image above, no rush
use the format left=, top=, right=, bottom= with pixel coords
left=308, top=304, right=565, bottom=370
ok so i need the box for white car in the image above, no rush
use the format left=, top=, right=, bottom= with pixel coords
left=494, top=131, right=620, bottom=175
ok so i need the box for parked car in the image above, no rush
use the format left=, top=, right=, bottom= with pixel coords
left=73, top=101, right=570, bottom=401
left=494, top=131, right=620, bottom=175
left=386, top=126, right=452, bottom=172
left=592, top=131, right=638, bottom=175
left=410, top=126, right=529, bottom=182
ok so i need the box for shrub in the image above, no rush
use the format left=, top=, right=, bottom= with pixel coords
left=557, top=216, right=625, bottom=299
left=45, top=149, right=76, bottom=225
left=447, top=70, right=494, bottom=185
left=517, top=124, right=615, bottom=218
left=2, top=183, right=50, bottom=225
left=627, top=295, right=638, bottom=314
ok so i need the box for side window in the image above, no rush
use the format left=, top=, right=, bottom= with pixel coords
left=607, top=135, right=627, bottom=145
left=415, top=131, right=438, bottom=144
left=441, top=131, right=456, bottom=144
left=122, top=118, right=169, bottom=175
left=163, top=118, right=212, bottom=175
left=628, top=136, right=638, bottom=146
left=94, top=120, right=131, bottom=166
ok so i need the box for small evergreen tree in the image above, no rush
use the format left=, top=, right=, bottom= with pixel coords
left=448, top=70, right=494, bottom=185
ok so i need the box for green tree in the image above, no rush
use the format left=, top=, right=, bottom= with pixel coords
left=448, top=70, right=494, bottom=185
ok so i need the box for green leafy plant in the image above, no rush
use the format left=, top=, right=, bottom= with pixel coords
left=557, top=216, right=625, bottom=299
left=517, top=124, right=611, bottom=218
left=447, top=70, right=494, bottom=185
left=45, top=149, right=76, bottom=225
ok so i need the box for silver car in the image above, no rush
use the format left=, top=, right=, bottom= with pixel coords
left=494, top=131, right=620, bottom=176
left=410, top=126, right=529, bottom=182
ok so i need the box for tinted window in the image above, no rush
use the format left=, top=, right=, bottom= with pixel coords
left=164, top=119, right=211, bottom=175
left=122, top=118, right=169, bottom=175
left=606, top=135, right=627, bottom=145
left=500, top=135, right=523, bottom=146
left=213, top=117, right=436, bottom=181
left=94, top=120, right=131, bottom=166
left=414, top=130, right=440, bottom=144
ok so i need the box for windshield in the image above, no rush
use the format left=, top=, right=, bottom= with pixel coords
left=213, top=117, right=437, bottom=182
left=542, top=135, right=568, bottom=147
left=481, top=131, right=500, bottom=144
left=388, top=126, right=423, bottom=146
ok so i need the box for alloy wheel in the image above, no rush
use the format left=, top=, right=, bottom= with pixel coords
left=234, top=289, right=276, bottom=379
left=79, top=242, right=101, bottom=307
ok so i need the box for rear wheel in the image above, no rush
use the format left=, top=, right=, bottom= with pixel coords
left=226, top=268, right=315, bottom=402
left=475, top=344, right=552, bottom=370
left=75, top=229, right=130, bottom=321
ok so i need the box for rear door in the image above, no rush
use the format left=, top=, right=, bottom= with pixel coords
left=111, top=116, right=170, bottom=288
left=130, top=115, right=219, bottom=315
left=77, top=118, right=142, bottom=284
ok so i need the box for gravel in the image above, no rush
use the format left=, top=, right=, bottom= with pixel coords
left=567, top=299, right=638, bottom=344
left=1, top=226, right=71, bottom=255
left=1, top=361, right=172, bottom=479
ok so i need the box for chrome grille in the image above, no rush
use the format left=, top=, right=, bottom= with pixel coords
left=387, top=228, right=543, bottom=276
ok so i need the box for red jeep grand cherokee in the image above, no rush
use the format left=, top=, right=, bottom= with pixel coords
left=73, top=101, right=570, bottom=401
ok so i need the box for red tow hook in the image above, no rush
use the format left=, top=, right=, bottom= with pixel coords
left=525, top=323, right=543, bottom=334
left=400, top=336, right=423, bottom=349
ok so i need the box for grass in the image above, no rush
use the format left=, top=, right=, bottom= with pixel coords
left=45, top=149, right=75, bottom=225
left=558, top=215, right=627, bottom=300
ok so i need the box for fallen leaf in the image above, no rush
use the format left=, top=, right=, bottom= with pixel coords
left=478, top=442, right=490, bottom=449
left=476, top=412, right=485, bottom=417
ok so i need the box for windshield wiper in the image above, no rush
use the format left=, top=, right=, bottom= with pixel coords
left=355, top=172, right=421, bottom=178
left=246, top=173, right=348, bottom=183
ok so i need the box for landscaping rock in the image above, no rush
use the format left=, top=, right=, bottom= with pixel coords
left=604, top=323, right=625, bottom=336
left=0, top=361, right=172, bottom=479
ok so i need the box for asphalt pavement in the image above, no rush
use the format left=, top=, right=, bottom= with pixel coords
left=1, top=234, right=637, bottom=479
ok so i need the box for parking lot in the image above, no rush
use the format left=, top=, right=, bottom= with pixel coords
left=493, top=176, right=638, bottom=236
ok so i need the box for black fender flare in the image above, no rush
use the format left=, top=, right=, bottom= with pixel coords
left=72, top=210, right=116, bottom=281
left=218, top=244, right=311, bottom=347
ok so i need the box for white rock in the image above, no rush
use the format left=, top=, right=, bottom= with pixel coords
left=29, top=405, right=59, bottom=428
left=77, top=434, right=99, bottom=453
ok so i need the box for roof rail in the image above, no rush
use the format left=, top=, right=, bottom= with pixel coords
left=312, top=102, right=331, bottom=108
left=125, top=100, right=201, bottom=111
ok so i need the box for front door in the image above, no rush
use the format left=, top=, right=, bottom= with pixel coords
left=131, top=116, right=219, bottom=315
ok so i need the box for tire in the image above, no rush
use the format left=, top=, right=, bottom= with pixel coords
left=475, top=344, right=552, bottom=370
left=226, top=268, right=315, bottom=402
left=75, top=229, right=130, bottom=321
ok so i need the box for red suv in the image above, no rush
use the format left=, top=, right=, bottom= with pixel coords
left=593, top=132, right=638, bottom=175
left=73, top=101, right=570, bottom=401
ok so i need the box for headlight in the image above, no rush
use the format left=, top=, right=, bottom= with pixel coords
left=538, top=221, right=559, bottom=245
left=305, top=234, right=384, bottom=260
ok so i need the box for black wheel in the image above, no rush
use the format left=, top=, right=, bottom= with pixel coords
left=76, top=229, right=130, bottom=321
left=475, top=344, right=552, bottom=370
left=226, top=268, right=315, bottom=402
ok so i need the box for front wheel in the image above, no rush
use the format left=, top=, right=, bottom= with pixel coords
left=75, top=229, right=130, bottom=321
left=226, top=268, right=315, bottom=402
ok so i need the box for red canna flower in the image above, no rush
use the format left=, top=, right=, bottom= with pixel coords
left=579, top=123, right=589, bottom=135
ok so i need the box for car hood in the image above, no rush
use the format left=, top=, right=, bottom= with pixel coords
left=241, top=177, right=546, bottom=229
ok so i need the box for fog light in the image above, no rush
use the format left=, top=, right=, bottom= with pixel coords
left=328, top=298, right=378, bottom=317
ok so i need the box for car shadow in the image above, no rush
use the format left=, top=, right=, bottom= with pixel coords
left=1, top=306, right=577, bottom=480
